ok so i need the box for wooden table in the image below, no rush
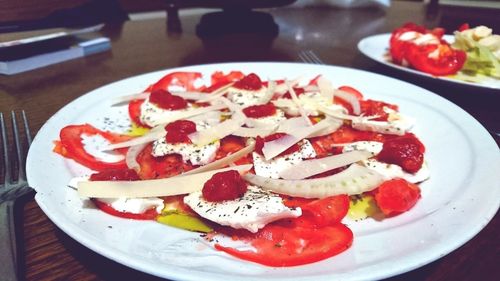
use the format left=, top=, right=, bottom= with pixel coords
left=1, top=1, right=499, bottom=280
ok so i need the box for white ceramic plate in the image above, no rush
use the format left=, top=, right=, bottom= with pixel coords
left=27, top=63, right=500, bottom=281
left=357, top=33, right=500, bottom=90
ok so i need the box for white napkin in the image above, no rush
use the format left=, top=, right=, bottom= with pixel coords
left=291, top=0, right=390, bottom=9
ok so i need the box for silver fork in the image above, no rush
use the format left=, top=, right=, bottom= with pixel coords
left=298, top=50, right=324, bottom=65
left=1, top=110, right=33, bottom=281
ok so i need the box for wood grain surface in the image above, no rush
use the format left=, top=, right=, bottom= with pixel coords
left=1, top=1, right=499, bottom=280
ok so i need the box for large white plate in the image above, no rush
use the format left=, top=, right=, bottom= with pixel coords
left=27, top=63, right=500, bottom=281
left=357, top=33, right=500, bottom=90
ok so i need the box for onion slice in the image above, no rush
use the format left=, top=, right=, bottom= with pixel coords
left=103, top=126, right=166, bottom=150
left=197, top=82, right=235, bottom=103
left=316, top=76, right=334, bottom=105
left=334, top=89, right=361, bottom=115
left=286, top=81, right=313, bottom=126
left=125, top=143, right=148, bottom=171
left=232, top=126, right=277, bottom=138
left=111, top=92, right=149, bottom=106
left=78, top=164, right=253, bottom=198
left=262, top=118, right=331, bottom=160
left=183, top=143, right=255, bottom=175
left=244, top=163, right=384, bottom=198
left=279, top=150, right=373, bottom=180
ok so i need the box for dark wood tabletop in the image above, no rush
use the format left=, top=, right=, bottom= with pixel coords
left=1, top=1, right=499, bottom=280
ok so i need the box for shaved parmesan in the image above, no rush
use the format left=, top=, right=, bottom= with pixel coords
left=317, top=76, right=334, bottom=104
left=279, top=150, right=373, bottom=180
left=244, top=163, right=384, bottom=198
left=197, top=82, right=234, bottom=103
left=183, top=143, right=255, bottom=175
left=188, top=115, right=246, bottom=146
left=262, top=118, right=331, bottom=160
left=78, top=164, right=253, bottom=198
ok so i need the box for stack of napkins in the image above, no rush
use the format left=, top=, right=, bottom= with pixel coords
left=0, top=24, right=111, bottom=75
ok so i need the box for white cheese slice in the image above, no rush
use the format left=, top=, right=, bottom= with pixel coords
left=244, top=109, right=286, bottom=128
left=184, top=185, right=302, bottom=233
left=152, top=139, right=219, bottom=166
left=226, top=87, right=269, bottom=107
left=351, top=107, right=414, bottom=136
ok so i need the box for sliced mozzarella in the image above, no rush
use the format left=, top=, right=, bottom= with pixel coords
left=245, top=109, right=286, bottom=128
left=152, top=138, right=219, bottom=166
left=244, top=163, right=385, bottom=198
left=253, top=140, right=316, bottom=179
left=226, top=86, right=269, bottom=107
left=78, top=164, right=253, bottom=198
left=97, top=197, right=164, bottom=214
left=278, top=150, right=373, bottom=180
left=140, top=100, right=226, bottom=127
left=342, top=141, right=383, bottom=156
left=184, top=186, right=301, bottom=233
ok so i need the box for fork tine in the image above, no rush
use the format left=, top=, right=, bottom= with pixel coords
left=21, top=110, right=32, bottom=146
left=308, top=51, right=323, bottom=64
left=11, top=111, right=26, bottom=183
left=1, top=113, right=11, bottom=187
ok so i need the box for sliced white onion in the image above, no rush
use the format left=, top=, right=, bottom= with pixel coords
left=303, top=85, right=320, bottom=92
left=334, top=89, right=361, bottom=115
left=183, top=143, right=255, bottom=175
left=103, top=126, right=166, bottom=151
left=274, top=76, right=303, bottom=95
left=111, top=92, right=149, bottom=106
left=318, top=105, right=363, bottom=121
left=262, top=118, right=331, bottom=160
left=316, top=76, right=334, bottom=105
left=232, top=125, right=278, bottom=137
left=286, top=81, right=313, bottom=126
left=154, top=103, right=226, bottom=125
left=279, top=150, right=373, bottom=180
left=189, top=114, right=246, bottom=146
left=170, top=91, right=211, bottom=100
left=78, top=164, right=253, bottom=198
left=244, top=163, right=384, bottom=198
left=259, top=80, right=276, bottom=104
left=125, top=143, right=148, bottom=171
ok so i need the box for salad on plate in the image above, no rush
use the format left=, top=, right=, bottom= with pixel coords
left=54, top=70, right=430, bottom=267
left=388, top=22, right=500, bottom=83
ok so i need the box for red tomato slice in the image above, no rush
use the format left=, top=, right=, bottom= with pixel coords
left=360, top=99, right=398, bottom=121
left=128, top=99, right=147, bottom=127
left=374, top=178, right=421, bottom=216
left=149, top=72, right=202, bottom=92
left=202, top=71, right=245, bottom=92
left=280, top=195, right=349, bottom=228
left=135, top=144, right=194, bottom=179
left=406, top=43, right=466, bottom=76
left=55, top=124, right=132, bottom=171
left=334, top=86, right=364, bottom=114
left=215, top=224, right=353, bottom=267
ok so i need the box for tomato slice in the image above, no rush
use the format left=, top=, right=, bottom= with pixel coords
left=55, top=124, right=132, bottom=171
left=128, top=99, right=147, bottom=127
left=149, top=72, right=202, bottom=92
left=280, top=195, right=349, bottom=228
left=215, top=224, right=353, bottom=267
left=135, top=144, right=194, bottom=179
left=202, top=71, right=245, bottom=92
left=406, top=43, right=466, bottom=76
left=374, top=178, right=421, bottom=216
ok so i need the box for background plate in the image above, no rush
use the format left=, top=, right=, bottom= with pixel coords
left=358, top=33, right=500, bottom=90
left=27, top=62, right=500, bottom=281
